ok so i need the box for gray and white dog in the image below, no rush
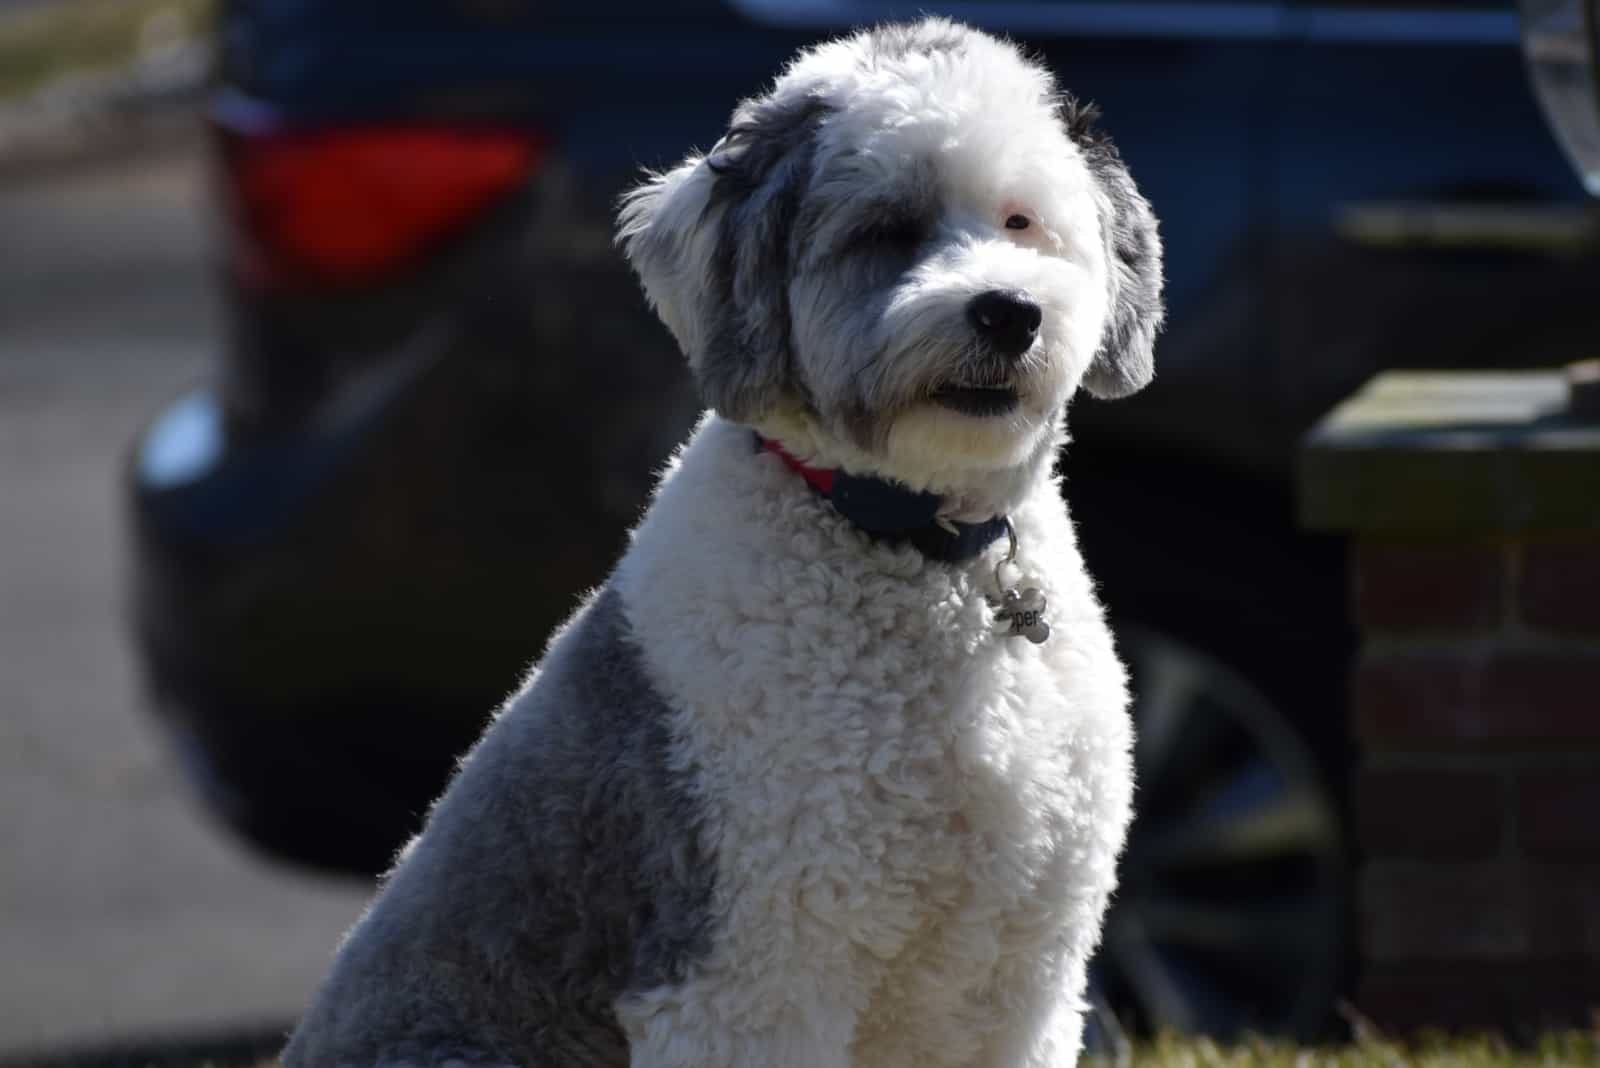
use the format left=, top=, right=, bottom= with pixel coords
left=284, top=17, right=1161, bottom=1068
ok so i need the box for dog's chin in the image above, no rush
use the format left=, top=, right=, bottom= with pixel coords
left=884, top=397, right=1049, bottom=474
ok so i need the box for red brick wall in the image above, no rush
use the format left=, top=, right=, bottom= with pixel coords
left=1348, top=534, right=1600, bottom=1032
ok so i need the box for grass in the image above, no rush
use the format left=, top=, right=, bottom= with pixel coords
left=19, top=1032, right=1600, bottom=1068
left=0, top=0, right=212, bottom=101
left=1082, top=1032, right=1600, bottom=1067
left=218, top=1035, right=1600, bottom=1068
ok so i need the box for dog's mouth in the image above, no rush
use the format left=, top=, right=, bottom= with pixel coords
left=931, top=384, right=1021, bottom=417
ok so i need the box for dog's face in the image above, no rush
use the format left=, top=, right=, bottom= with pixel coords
left=620, top=19, right=1162, bottom=485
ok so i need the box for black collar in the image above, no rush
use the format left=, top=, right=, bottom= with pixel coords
left=757, top=435, right=1009, bottom=564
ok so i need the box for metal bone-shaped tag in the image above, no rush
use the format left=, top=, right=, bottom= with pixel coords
left=986, top=518, right=1050, bottom=644
left=991, top=585, right=1051, bottom=644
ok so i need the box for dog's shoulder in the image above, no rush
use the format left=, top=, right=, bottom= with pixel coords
left=283, top=585, right=717, bottom=1068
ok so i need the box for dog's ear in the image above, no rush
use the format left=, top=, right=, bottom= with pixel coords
left=1063, top=98, right=1164, bottom=400
left=617, top=157, right=723, bottom=370
left=618, top=93, right=829, bottom=423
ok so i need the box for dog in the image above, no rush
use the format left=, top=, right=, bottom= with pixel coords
left=282, top=17, right=1162, bottom=1068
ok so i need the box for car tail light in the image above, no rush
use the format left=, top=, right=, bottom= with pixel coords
left=220, top=125, right=547, bottom=289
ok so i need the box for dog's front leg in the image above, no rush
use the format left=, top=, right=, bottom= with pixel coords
left=619, top=977, right=857, bottom=1068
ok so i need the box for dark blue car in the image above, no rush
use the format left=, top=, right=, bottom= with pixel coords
left=127, top=0, right=1595, bottom=1039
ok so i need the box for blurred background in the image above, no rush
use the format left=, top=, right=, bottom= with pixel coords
left=2, top=0, right=1597, bottom=1062
left=0, top=1, right=372, bottom=1059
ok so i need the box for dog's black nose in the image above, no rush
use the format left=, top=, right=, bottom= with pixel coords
left=966, top=290, right=1042, bottom=359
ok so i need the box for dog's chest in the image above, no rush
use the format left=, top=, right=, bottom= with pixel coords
left=616, top=425, right=1133, bottom=1062
left=818, top=601, right=1089, bottom=920
left=692, top=556, right=1104, bottom=943
left=703, top=570, right=1113, bottom=1063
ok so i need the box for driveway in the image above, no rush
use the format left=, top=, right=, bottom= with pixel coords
left=0, top=143, right=369, bottom=1058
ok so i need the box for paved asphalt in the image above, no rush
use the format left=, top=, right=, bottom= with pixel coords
left=0, top=145, right=369, bottom=1057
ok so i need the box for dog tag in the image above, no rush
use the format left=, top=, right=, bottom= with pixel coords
left=987, top=519, right=1050, bottom=644
left=991, top=586, right=1051, bottom=644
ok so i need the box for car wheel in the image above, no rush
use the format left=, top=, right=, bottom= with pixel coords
left=1091, top=624, right=1349, bottom=1039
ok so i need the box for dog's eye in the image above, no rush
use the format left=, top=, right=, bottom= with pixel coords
left=859, top=216, right=926, bottom=251
left=1004, top=214, right=1031, bottom=231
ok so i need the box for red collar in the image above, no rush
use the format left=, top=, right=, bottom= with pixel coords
left=759, top=437, right=834, bottom=494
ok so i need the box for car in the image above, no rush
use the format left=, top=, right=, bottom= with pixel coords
left=127, top=0, right=1598, bottom=1040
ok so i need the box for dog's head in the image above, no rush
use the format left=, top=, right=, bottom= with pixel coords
left=619, top=19, right=1163, bottom=493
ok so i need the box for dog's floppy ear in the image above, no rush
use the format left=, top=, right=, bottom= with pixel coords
left=1063, top=98, right=1164, bottom=400
left=618, top=93, right=829, bottom=423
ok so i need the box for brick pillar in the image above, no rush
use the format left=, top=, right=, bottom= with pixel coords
left=1301, top=371, right=1600, bottom=1034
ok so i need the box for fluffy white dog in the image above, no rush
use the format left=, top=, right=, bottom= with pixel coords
left=283, top=17, right=1162, bottom=1068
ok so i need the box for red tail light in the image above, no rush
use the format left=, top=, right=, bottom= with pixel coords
left=222, top=126, right=546, bottom=288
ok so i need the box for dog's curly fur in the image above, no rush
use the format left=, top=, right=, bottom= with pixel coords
left=283, top=18, right=1162, bottom=1068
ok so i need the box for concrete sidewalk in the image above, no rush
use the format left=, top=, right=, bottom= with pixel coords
left=0, top=145, right=369, bottom=1058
